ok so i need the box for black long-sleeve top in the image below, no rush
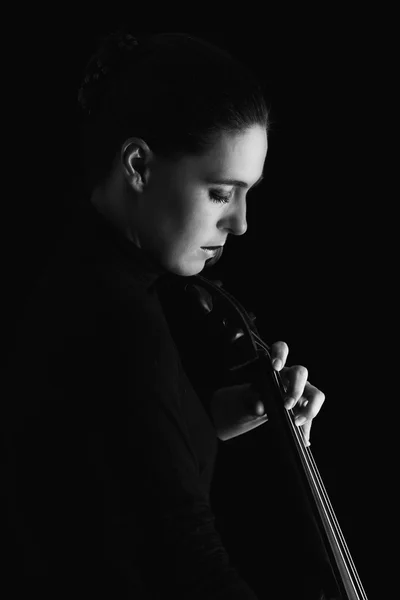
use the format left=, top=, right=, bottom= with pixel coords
left=4, top=196, right=259, bottom=598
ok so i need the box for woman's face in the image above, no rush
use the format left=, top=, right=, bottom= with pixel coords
left=130, top=125, right=268, bottom=276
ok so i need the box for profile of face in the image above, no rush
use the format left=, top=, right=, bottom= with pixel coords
left=96, top=125, right=268, bottom=277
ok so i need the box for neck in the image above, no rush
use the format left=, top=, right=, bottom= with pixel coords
left=90, top=183, right=131, bottom=241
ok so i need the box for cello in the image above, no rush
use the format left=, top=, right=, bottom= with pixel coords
left=158, top=273, right=369, bottom=600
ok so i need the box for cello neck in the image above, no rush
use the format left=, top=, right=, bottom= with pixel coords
left=254, top=332, right=368, bottom=600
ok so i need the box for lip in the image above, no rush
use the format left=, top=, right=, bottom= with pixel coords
left=201, top=245, right=224, bottom=266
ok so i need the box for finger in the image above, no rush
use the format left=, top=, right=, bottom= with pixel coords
left=254, top=400, right=266, bottom=417
left=300, top=420, right=312, bottom=447
left=294, top=383, right=325, bottom=423
left=281, top=365, right=308, bottom=409
left=244, top=395, right=266, bottom=417
left=244, top=384, right=267, bottom=417
left=270, top=341, right=289, bottom=371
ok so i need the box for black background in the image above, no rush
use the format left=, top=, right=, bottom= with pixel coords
left=4, top=21, right=392, bottom=598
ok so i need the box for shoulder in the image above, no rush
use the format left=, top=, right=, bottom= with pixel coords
left=15, top=249, right=160, bottom=351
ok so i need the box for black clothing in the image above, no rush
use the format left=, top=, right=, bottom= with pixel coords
left=3, top=197, right=259, bottom=598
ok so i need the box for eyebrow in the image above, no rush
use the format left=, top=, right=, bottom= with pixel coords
left=206, top=174, right=264, bottom=189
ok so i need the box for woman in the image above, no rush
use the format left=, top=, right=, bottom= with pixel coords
left=5, top=31, right=326, bottom=598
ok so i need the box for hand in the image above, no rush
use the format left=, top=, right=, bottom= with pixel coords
left=210, top=383, right=269, bottom=442
left=270, top=341, right=326, bottom=446
left=209, top=341, right=325, bottom=445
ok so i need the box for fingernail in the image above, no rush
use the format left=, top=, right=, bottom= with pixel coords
left=272, top=358, right=282, bottom=370
left=295, top=415, right=307, bottom=426
left=284, top=397, right=295, bottom=410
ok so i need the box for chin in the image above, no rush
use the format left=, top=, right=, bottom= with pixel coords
left=164, top=257, right=206, bottom=277
left=165, top=248, right=223, bottom=277
left=170, top=264, right=205, bottom=277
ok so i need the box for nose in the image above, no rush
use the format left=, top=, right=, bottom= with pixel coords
left=220, top=198, right=247, bottom=236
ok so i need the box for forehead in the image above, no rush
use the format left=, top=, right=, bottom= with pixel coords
left=200, top=126, right=268, bottom=180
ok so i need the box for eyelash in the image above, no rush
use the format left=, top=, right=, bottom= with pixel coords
left=209, top=191, right=232, bottom=204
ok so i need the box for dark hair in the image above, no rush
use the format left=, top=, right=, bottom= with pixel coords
left=77, top=30, right=269, bottom=194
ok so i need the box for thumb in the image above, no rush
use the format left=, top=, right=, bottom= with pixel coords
left=243, top=384, right=266, bottom=417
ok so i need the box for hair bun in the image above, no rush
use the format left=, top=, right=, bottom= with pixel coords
left=77, top=29, right=140, bottom=115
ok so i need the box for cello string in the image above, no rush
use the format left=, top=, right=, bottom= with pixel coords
left=286, top=393, right=367, bottom=597
left=303, top=444, right=367, bottom=595
left=271, top=345, right=366, bottom=596
left=283, top=406, right=361, bottom=589
left=256, top=339, right=367, bottom=598
left=253, top=334, right=362, bottom=588
left=257, top=333, right=367, bottom=597
left=256, top=334, right=359, bottom=570
left=255, top=335, right=346, bottom=536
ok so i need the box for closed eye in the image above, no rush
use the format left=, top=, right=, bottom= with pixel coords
left=209, top=190, right=233, bottom=204
left=209, top=185, right=261, bottom=204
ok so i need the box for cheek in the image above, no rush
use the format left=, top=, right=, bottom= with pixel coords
left=180, top=208, right=215, bottom=249
left=165, top=190, right=212, bottom=243
left=146, top=175, right=216, bottom=252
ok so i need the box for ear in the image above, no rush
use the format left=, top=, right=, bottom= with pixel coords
left=120, top=137, right=153, bottom=192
